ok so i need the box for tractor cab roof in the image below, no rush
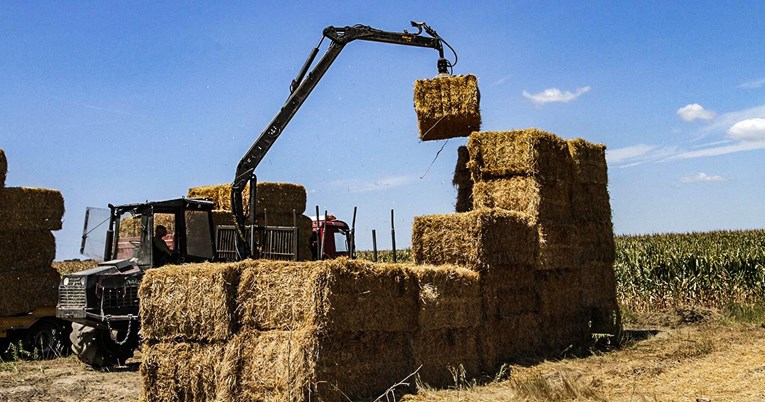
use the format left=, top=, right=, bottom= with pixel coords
left=112, top=198, right=215, bottom=215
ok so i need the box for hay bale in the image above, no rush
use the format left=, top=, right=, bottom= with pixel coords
left=0, top=231, right=55, bottom=272
left=52, top=259, right=99, bottom=275
left=483, top=287, right=538, bottom=319
left=413, top=265, right=481, bottom=330
left=141, top=341, right=226, bottom=402
left=0, top=148, right=6, bottom=188
left=0, top=266, right=59, bottom=316
left=472, top=177, right=572, bottom=222
left=452, top=146, right=472, bottom=186
left=571, top=182, right=612, bottom=223
left=224, top=328, right=415, bottom=402
left=0, top=187, right=64, bottom=231
left=237, top=259, right=419, bottom=333
left=567, top=138, right=608, bottom=185
left=413, top=328, right=482, bottom=387
left=480, top=312, right=543, bottom=366
left=139, top=262, right=240, bottom=342
left=412, top=208, right=538, bottom=270
left=580, top=262, right=617, bottom=309
left=536, top=269, right=583, bottom=318
left=467, top=129, right=573, bottom=181
left=189, top=182, right=306, bottom=215
left=455, top=185, right=473, bottom=213
left=414, top=74, right=481, bottom=141
left=576, top=222, right=616, bottom=264
left=536, top=222, right=581, bottom=270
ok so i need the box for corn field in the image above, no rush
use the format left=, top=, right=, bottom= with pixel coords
left=358, top=229, right=765, bottom=312
left=614, top=229, right=765, bottom=312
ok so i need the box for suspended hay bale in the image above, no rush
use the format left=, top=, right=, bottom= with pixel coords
left=413, top=328, right=482, bottom=388
left=140, top=341, right=226, bottom=402
left=571, top=182, right=612, bottom=223
left=472, top=177, right=572, bottom=222
left=412, top=208, right=538, bottom=270
left=0, top=231, right=55, bottom=272
left=467, top=129, right=573, bottom=181
left=223, top=329, right=415, bottom=402
left=52, top=259, right=99, bottom=275
left=139, top=262, right=240, bottom=342
left=0, top=266, right=59, bottom=316
left=0, top=148, right=6, bottom=188
left=237, top=258, right=419, bottom=333
left=576, top=222, right=616, bottom=264
left=455, top=185, right=473, bottom=213
left=452, top=146, right=472, bottom=186
left=536, top=269, right=583, bottom=319
left=567, top=138, right=608, bottom=185
left=414, top=265, right=481, bottom=330
left=0, top=187, right=64, bottom=231
left=480, top=312, right=543, bottom=366
left=537, top=222, right=581, bottom=270
left=414, top=74, right=481, bottom=141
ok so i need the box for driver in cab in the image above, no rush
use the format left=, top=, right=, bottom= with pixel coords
left=152, top=225, right=178, bottom=266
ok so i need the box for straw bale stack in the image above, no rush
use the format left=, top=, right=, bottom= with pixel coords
left=0, top=187, right=64, bottom=231
left=467, top=129, right=572, bottom=181
left=187, top=182, right=306, bottom=216
left=139, top=262, right=241, bottom=342
left=118, top=214, right=175, bottom=238
left=412, top=208, right=537, bottom=269
left=0, top=231, right=55, bottom=271
left=414, top=74, right=481, bottom=141
left=0, top=267, right=60, bottom=316
left=0, top=148, right=6, bottom=188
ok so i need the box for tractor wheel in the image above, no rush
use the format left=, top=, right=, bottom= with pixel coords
left=69, top=323, right=135, bottom=369
left=24, top=318, right=71, bottom=359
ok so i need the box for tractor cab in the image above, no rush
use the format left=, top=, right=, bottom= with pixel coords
left=311, top=215, right=354, bottom=260
left=80, top=198, right=216, bottom=268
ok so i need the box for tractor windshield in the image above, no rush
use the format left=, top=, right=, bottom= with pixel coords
left=116, top=212, right=154, bottom=267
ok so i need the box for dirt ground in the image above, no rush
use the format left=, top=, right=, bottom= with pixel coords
left=1, top=320, right=764, bottom=402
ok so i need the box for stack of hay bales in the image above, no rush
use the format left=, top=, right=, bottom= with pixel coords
left=452, top=146, right=473, bottom=212
left=412, top=128, right=619, bottom=368
left=413, top=74, right=481, bottom=141
left=139, top=258, right=483, bottom=401
left=0, top=148, right=64, bottom=316
left=187, top=182, right=312, bottom=260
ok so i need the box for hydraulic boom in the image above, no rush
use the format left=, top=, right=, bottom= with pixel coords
left=231, top=22, right=454, bottom=258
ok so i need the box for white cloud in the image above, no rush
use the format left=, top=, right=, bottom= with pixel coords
left=672, top=140, right=765, bottom=159
left=493, top=74, right=512, bottom=86
left=738, top=77, right=765, bottom=89
left=606, top=144, right=678, bottom=166
left=680, top=172, right=728, bottom=184
left=703, top=103, right=765, bottom=134
left=677, top=103, right=716, bottom=122
left=330, top=175, right=417, bottom=193
left=522, top=86, right=591, bottom=104
left=727, top=118, right=765, bottom=142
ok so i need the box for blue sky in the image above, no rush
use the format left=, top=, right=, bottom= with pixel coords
left=2, top=1, right=764, bottom=260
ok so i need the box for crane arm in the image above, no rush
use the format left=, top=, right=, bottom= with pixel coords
left=231, top=22, right=452, bottom=258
